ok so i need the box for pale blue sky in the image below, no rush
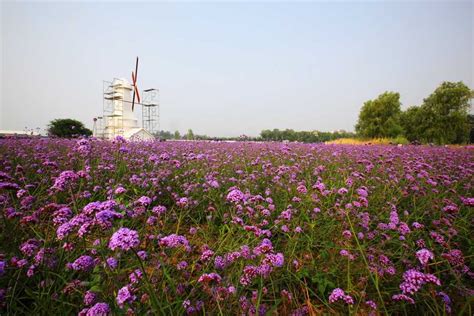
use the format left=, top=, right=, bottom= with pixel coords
left=1, top=1, right=472, bottom=136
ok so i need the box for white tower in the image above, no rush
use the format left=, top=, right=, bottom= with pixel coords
left=109, top=78, right=138, bottom=131
left=101, top=78, right=154, bottom=140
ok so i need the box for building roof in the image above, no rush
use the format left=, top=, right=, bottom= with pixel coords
left=122, top=128, right=155, bottom=141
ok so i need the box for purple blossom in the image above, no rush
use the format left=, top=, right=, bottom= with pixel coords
left=137, top=196, right=152, bottom=206
left=137, top=250, right=147, bottom=260
left=114, top=186, right=127, bottom=194
left=226, top=189, right=244, bottom=203
left=109, top=228, right=140, bottom=251
left=177, top=261, right=188, bottom=270
left=253, top=238, right=273, bottom=255
left=159, top=234, right=191, bottom=252
left=151, top=205, right=167, bottom=216
left=437, top=291, right=452, bottom=314
left=365, top=300, right=377, bottom=309
left=198, top=272, right=222, bottom=284
left=106, top=257, right=118, bottom=269
left=392, top=294, right=415, bottom=304
left=83, top=290, right=97, bottom=306
left=116, top=285, right=136, bottom=308
left=399, top=269, right=441, bottom=295
left=240, top=265, right=259, bottom=286
left=71, top=255, right=95, bottom=272
left=416, top=249, right=434, bottom=266
left=263, top=253, right=284, bottom=267
left=51, top=170, right=78, bottom=191
left=86, top=302, right=111, bottom=316
left=200, top=249, right=214, bottom=262
left=0, top=260, right=5, bottom=276
left=328, top=288, right=354, bottom=305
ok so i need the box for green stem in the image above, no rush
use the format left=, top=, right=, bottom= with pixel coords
left=345, top=212, right=389, bottom=315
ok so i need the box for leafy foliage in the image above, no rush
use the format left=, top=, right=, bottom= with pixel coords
left=358, top=82, right=473, bottom=144
left=47, top=119, right=92, bottom=138
left=400, top=82, right=472, bottom=144
left=355, top=92, right=403, bottom=138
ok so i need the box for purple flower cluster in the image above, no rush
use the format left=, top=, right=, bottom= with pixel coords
left=416, top=248, right=434, bottom=266
left=51, top=170, right=78, bottom=191
left=108, top=228, right=140, bottom=251
left=328, top=288, right=354, bottom=305
left=399, top=269, right=441, bottom=295
left=198, top=272, right=222, bottom=284
left=226, top=188, right=244, bottom=203
left=79, top=302, right=111, bottom=316
left=116, top=285, right=136, bottom=308
left=70, top=255, right=95, bottom=272
left=159, top=234, right=191, bottom=252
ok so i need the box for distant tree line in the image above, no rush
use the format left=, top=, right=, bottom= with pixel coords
left=154, top=128, right=354, bottom=143
left=154, top=129, right=213, bottom=141
left=356, top=81, right=473, bottom=144
left=259, top=129, right=355, bottom=143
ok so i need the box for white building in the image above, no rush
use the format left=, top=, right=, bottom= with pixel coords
left=100, top=78, right=154, bottom=141
left=0, top=130, right=40, bottom=137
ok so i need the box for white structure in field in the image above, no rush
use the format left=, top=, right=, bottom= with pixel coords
left=100, top=78, right=155, bottom=141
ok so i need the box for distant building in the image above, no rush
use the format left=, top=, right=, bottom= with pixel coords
left=97, top=78, right=155, bottom=141
left=0, top=130, right=40, bottom=138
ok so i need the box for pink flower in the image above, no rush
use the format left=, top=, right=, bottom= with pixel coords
left=416, top=249, right=434, bottom=266
left=329, top=288, right=354, bottom=305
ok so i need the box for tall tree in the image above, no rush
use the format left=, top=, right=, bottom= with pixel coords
left=420, top=81, right=471, bottom=144
left=401, top=82, right=472, bottom=144
left=400, top=106, right=424, bottom=142
left=186, top=129, right=195, bottom=140
left=469, top=114, right=474, bottom=144
left=47, top=119, right=92, bottom=138
left=355, top=92, right=403, bottom=138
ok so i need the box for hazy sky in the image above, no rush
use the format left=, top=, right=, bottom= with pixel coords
left=1, top=1, right=472, bottom=137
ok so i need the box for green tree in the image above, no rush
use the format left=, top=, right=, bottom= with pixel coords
left=419, top=81, right=471, bottom=144
left=186, top=129, right=195, bottom=140
left=173, top=131, right=181, bottom=140
left=400, top=82, right=472, bottom=144
left=260, top=129, right=273, bottom=141
left=400, top=106, right=424, bottom=142
left=469, top=114, right=474, bottom=143
left=47, top=118, right=92, bottom=138
left=154, top=130, right=174, bottom=140
left=355, top=92, right=403, bottom=138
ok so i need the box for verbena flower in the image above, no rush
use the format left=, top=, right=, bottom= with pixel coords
left=83, top=290, right=97, bottom=306
left=86, top=302, right=110, bottom=316
left=392, top=294, right=415, bottom=304
left=399, top=269, right=441, bottom=295
left=106, top=257, right=118, bottom=269
left=159, top=234, right=191, bottom=252
left=198, top=272, right=222, bottom=284
left=416, top=249, right=434, bottom=266
left=226, top=189, right=244, bottom=203
left=329, top=288, right=354, bottom=305
left=116, top=285, right=136, bottom=308
left=51, top=171, right=78, bottom=191
left=109, top=228, right=140, bottom=251
left=70, top=255, right=95, bottom=272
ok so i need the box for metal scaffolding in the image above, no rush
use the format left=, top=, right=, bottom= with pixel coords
left=102, top=79, right=124, bottom=139
left=94, top=79, right=159, bottom=139
left=141, top=88, right=160, bottom=136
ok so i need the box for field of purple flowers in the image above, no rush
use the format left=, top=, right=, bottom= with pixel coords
left=0, top=137, right=473, bottom=315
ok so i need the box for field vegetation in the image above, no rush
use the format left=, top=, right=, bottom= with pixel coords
left=0, top=138, right=472, bottom=315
